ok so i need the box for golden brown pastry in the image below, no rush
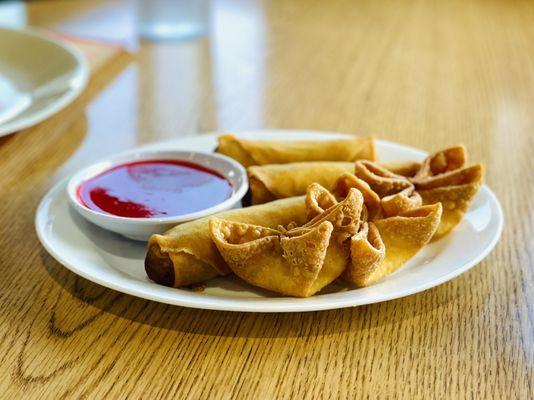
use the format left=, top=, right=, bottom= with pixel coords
left=210, top=219, right=333, bottom=297
left=334, top=161, right=423, bottom=219
left=145, top=196, right=308, bottom=287
left=346, top=204, right=442, bottom=287
left=291, top=188, right=363, bottom=290
left=305, top=183, right=341, bottom=220
left=210, top=179, right=442, bottom=294
left=345, top=222, right=386, bottom=287
left=410, top=145, right=483, bottom=238
left=379, top=161, right=422, bottom=178
left=210, top=189, right=364, bottom=297
left=247, top=160, right=423, bottom=205
left=248, top=162, right=354, bottom=204
left=216, top=134, right=376, bottom=167
left=304, top=182, right=442, bottom=288
left=353, top=160, right=414, bottom=197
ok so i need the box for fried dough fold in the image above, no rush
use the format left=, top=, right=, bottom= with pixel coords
left=210, top=189, right=364, bottom=297
left=410, top=145, right=483, bottom=238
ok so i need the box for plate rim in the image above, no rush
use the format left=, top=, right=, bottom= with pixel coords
left=35, top=131, right=504, bottom=312
left=0, top=27, right=89, bottom=137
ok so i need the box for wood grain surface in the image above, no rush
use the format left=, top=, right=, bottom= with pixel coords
left=0, top=0, right=532, bottom=398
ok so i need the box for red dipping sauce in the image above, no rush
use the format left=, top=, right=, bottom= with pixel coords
left=77, top=159, right=233, bottom=218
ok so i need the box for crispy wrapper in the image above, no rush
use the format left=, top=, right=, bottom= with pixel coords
left=209, top=189, right=363, bottom=297
left=334, top=161, right=423, bottom=219
left=354, top=160, right=413, bottom=197
left=345, top=223, right=386, bottom=287
left=248, top=162, right=354, bottom=204
left=248, top=161, right=423, bottom=205
left=216, top=134, right=376, bottom=167
left=145, top=196, right=308, bottom=287
left=410, top=145, right=483, bottom=239
left=306, top=182, right=441, bottom=288
left=211, top=181, right=441, bottom=294
left=346, top=204, right=442, bottom=287
left=305, top=183, right=340, bottom=220
left=379, top=161, right=421, bottom=178
left=210, top=219, right=333, bottom=297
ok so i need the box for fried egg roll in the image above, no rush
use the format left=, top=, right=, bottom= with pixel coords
left=248, top=162, right=354, bottom=204
left=216, top=134, right=377, bottom=167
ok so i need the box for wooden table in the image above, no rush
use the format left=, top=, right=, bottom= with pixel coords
left=0, top=0, right=532, bottom=398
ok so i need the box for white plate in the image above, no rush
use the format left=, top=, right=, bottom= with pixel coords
left=0, top=28, right=88, bottom=137
left=35, top=131, right=504, bottom=312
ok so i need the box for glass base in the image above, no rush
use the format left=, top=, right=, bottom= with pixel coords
left=140, top=22, right=208, bottom=41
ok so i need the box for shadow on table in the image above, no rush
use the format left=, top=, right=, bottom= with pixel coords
left=40, top=248, right=468, bottom=339
left=0, top=134, right=15, bottom=148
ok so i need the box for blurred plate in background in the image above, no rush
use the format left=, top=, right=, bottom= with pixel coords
left=0, top=27, right=88, bottom=137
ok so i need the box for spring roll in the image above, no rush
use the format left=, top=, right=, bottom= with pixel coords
left=248, top=162, right=354, bottom=204
left=216, top=134, right=376, bottom=167
left=248, top=161, right=423, bottom=205
left=145, top=196, right=308, bottom=287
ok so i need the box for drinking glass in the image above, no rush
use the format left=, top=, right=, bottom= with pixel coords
left=137, top=0, right=210, bottom=41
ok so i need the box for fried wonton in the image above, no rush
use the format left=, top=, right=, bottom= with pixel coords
left=354, top=160, right=414, bottom=197
left=379, top=161, right=421, bottom=178
left=210, top=189, right=364, bottom=297
left=346, top=204, right=442, bottom=287
left=210, top=219, right=333, bottom=297
left=216, top=134, right=376, bottom=167
left=304, top=182, right=442, bottom=288
left=333, top=161, right=423, bottom=219
left=410, top=145, right=483, bottom=239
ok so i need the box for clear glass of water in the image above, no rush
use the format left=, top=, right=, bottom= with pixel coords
left=137, top=0, right=210, bottom=41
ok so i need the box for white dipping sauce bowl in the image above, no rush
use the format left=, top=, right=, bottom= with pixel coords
left=67, top=149, right=248, bottom=241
